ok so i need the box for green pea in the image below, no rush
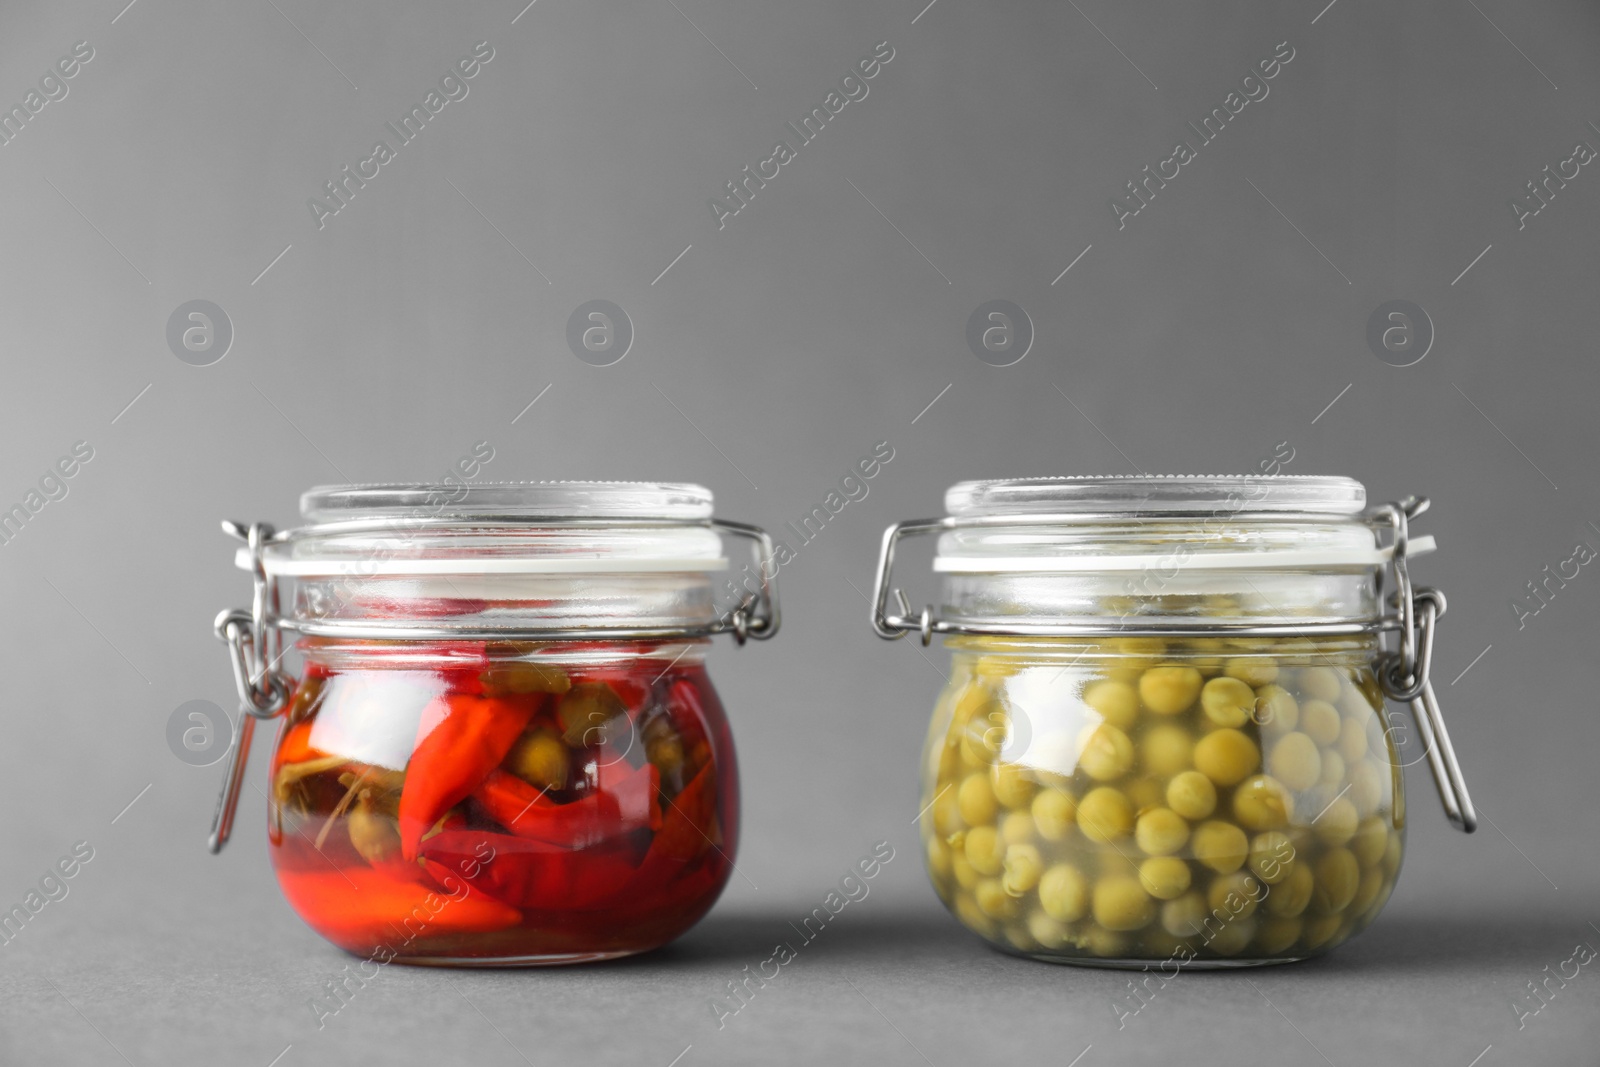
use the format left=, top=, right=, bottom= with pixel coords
left=1192, top=820, right=1249, bottom=874
left=1093, top=876, right=1155, bottom=932
left=965, top=825, right=1005, bottom=876
left=1310, top=849, right=1360, bottom=914
left=1161, top=892, right=1208, bottom=939
left=1039, top=863, right=1090, bottom=922
left=1135, top=807, right=1190, bottom=856
left=1233, top=775, right=1294, bottom=831
left=1266, top=732, right=1321, bottom=792
left=958, top=772, right=998, bottom=826
left=1031, top=789, right=1075, bottom=841
left=1194, top=729, right=1259, bottom=787
left=1138, top=856, right=1192, bottom=900
left=1225, top=657, right=1279, bottom=688
left=1201, top=676, right=1256, bottom=728
left=1002, top=843, right=1043, bottom=896
left=1140, top=666, right=1203, bottom=715
left=1083, top=679, right=1139, bottom=730
left=1166, top=770, right=1217, bottom=820
left=1077, top=787, right=1134, bottom=843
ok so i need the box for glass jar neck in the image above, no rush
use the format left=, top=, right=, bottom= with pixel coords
left=931, top=476, right=1388, bottom=631
left=283, top=567, right=724, bottom=638
left=263, top=483, right=730, bottom=638
left=940, top=566, right=1379, bottom=631
left=945, top=633, right=1381, bottom=665
left=297, top=636, right=711, bottom=671
left=936, top=515, right=1382, bottom=630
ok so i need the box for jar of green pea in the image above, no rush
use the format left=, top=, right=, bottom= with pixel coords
left=870, top=476, right=1476, bottom=967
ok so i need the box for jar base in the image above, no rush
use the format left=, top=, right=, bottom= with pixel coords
left=384, top=949, right=644, bottom=968
left=1000, top=947, right=1308, bottom=970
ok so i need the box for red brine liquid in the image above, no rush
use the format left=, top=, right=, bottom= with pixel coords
left=267, top=642, right=737, bottom=964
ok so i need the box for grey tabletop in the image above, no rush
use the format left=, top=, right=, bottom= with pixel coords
left=1, top=810, right=1596, bottom=1066
left=2, top=0, right=1599, bottom=1063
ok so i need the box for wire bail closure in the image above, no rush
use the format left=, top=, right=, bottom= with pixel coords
left=208, top=521, right=293, bottom=854
left=869, top=494, right=1475, bottom=832
left=1372, top=498, right=1476, bottom=833
left=206, top=515, right=780, bottom=853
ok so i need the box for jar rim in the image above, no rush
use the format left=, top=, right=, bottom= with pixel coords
left=932, top=475, right=1424, bottom=575
left=945, top=475, right=1366, bottom=518
left=301, top=481, right=714, bottom=523
left=249, top=481, right=728, bottom=578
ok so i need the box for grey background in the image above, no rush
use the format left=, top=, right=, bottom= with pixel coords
left=1, top=0, right=1597, bottom=1063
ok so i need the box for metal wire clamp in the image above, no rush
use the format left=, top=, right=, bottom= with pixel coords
left=208, top=521, right=293, bottom=853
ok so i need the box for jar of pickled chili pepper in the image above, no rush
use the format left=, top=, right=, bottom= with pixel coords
left=210, top=482, right=778, bottom=965
left=870, top=476, right=1476, bottom=967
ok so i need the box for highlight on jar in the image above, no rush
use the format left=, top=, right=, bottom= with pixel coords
left=870, top=476, right=1476, bottom=968
left=209, top=482, right=780, bottom=965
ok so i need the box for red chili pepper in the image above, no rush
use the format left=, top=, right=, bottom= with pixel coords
left=276, top=719, right=320, bottom=766
left=594, top=745, right=662, bottom=827
left=645, top=762, right=718, bottom=866
left=630, top=851, right=727, bottom=918
left=276, top=866, right=522, bottom=951
left=583, top=764, right=723, bottom=909
left=473, top=761, right=661, bottom=848
left=397, top=693, right=537, bottom=860
left=472, top=770, right=552, bottom=835
left=420, top=830, right=641, bottom=910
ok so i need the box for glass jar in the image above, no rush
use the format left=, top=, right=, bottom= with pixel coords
left=870, top=476, right=1474, bottom=967
left=210, top=482, right=779, bottom=965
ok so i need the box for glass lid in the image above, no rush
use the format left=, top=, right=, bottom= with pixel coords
left=245, top=482, right=728, bottom=578
left=946, top=475, right=1367, bottom=518
left=301, top=481, right=715, bottom=523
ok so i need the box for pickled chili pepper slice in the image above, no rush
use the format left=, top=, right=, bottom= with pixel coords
left=277, top=866, right=522, bottom=946
left=276, top=720, right=321, bottom=766
left=397, top=693, right=537, bottom=860
left=586, top=764, right=722, bottom=908
left=419, top=830, right=641, bottom=910
left=473, top=761, right=662, bottom=848
left=615, top=850, right=727, bottom=918
left=644, top=762, right=718, bottom=865
left=471, top=769, right=551, bottom=835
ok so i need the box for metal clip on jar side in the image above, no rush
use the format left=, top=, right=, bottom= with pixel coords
left=207, top=512, right=780, bottom=853
left=209, top=521, right=295, bottom=854
left=1369, top=498, right=1476, bottom=833
left=869, top=491, right=1476, bottom=833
